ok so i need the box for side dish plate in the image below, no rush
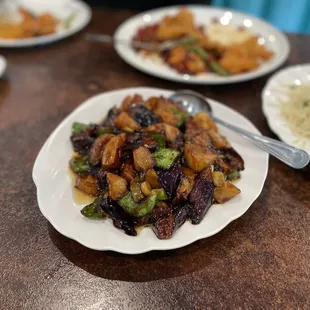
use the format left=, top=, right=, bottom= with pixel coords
left=0, top=0, right=91, bottom=48
left=114, top=5, right=290, bottom=85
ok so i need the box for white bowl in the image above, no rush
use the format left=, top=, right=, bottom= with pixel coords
left=33, top=87, right=269, bottom=254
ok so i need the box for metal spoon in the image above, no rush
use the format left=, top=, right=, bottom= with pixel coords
left=170, top=89, right=310, bottom=169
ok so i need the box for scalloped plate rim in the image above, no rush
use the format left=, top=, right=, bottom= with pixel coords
left=33, top=87, right=269, bottom=254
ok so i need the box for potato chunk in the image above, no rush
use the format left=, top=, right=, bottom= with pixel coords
left=133, top=146, right=154, bottom=172
left=75, top=175, right=100, bottom=196
left=194, top=112, right=217, bottom=131
left=145, top=169, right=161, bottom=189
left=184, top=143, right=218, bottom=172
left=212, top=171, right=226, bottom=187
left=101, top=134, right=125, bottom=169
left=114, top=111, right=140, bottom=132
left=107, top=173, right=128, bottom=200
left=214, top=182, right=241, bottom=204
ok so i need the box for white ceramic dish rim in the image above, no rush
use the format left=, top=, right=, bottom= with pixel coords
left=0, top=0, right=92, bottom=48
left=262, top=64, right=310, bottom=154
left=0, top=55, right=7, bottom=77
left=33, top=87, right=269, bottom=254
left=114, top=5, right=290, bottom=85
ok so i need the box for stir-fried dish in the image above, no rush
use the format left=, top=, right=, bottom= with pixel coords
left=133, top=9, right=273, bottom=76
left=69, top=94, right=244, bottom=239
left=0, top=8, right=58, bottom=39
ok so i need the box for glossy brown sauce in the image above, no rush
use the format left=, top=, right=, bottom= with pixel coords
left=68, top=168, right=95, bottom=205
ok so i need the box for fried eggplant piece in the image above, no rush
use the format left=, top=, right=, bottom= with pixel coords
left=70, top=132, right=94, bottom=155
left=88, top=134, right=115, bottom=165
left=189, top=167, right=214, bottom=224
left=100, top=198, right=137, bottom=236
left=223, top=148, right=245, bottom=171
left=176, top=167, right=196, bottom=201
left=152, top=204, right=188, bottom=239
left=101, top=107, right=119, bottom=127
left=128, top=105, right=160, bottom=127
left=157, top=163, right=182, bottom=198
left=121, top=163, right=136, bottom=183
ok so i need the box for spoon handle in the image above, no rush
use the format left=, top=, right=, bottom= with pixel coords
left=213, top=116, right=309, bottom=169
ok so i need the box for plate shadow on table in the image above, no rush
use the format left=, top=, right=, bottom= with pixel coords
left=48, top=198, right=269, bottom=283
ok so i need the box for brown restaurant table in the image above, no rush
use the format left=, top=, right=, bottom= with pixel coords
left=0, top=8, right=309, bottom=310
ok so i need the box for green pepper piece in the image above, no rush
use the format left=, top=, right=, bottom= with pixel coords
left=118, top=193, right=139, bottom=216
left=81, top=196, right=105, bottom=219
left=97, top=127, right=116, bottom=137
left=64, top=12, right=77, bottom=29
left=171, top=107, right=189, bottom=127
left=146, top=133, right=166, bottom=148
left=135, top=194, right=157, bottom=217
left=186, top=46, right=230, bottom=76
left=227, top=170, right=240, bottom=180
left=72, top=122, right=89, bottom=134
left=151, top=188, right=168, bottom=201
left=70, top=156, right=92, bottom=174
left=153, top=148, right=180, bottom=169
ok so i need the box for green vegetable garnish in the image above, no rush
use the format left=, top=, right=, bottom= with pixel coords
left=151, top=188, right=168, bottom=201
left=70, top=156, right=92, bottom=174
left=118, top=193, right=139, bottom=215
left=64, top=12, right=77, bottom=29
left=227, top=170, right=240, bottom=180
left=147, top=133, right=166, bottom=148
left=135, top=194, right=157, bottom=217
left=97, top=127, right=116, bottom=136
left=81, top=196, right=105, bottom=219
left=171, top=107, right=189, bottom=127
left=118, top=189, right=168, bottom=217
left=186, top=46, right=230, bottom=76
left=72, top=122, right=88, bottom=134
left=153, top=148, right=180, bottom=169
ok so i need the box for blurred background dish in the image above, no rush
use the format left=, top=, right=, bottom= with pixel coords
left=0, top=55, right=7, bottom=78
left=262, top=64, right=310, bottom=155
left=0, top=0, right=92, bottom=47
left=114, top=5, right=290, bottom=84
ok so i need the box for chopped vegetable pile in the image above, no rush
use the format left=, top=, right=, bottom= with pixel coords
left=69, top=94, right=244, bottom=239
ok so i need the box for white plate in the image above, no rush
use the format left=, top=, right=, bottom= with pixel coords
left=0, top=0, right=91, bottom=48
left=33, top=87, right=269, bottom=254
left=114, top=5, right=290, bottom=85
left=0, top=55, right=7, bottom=77
left=262, top=64, right=310, bottom=154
